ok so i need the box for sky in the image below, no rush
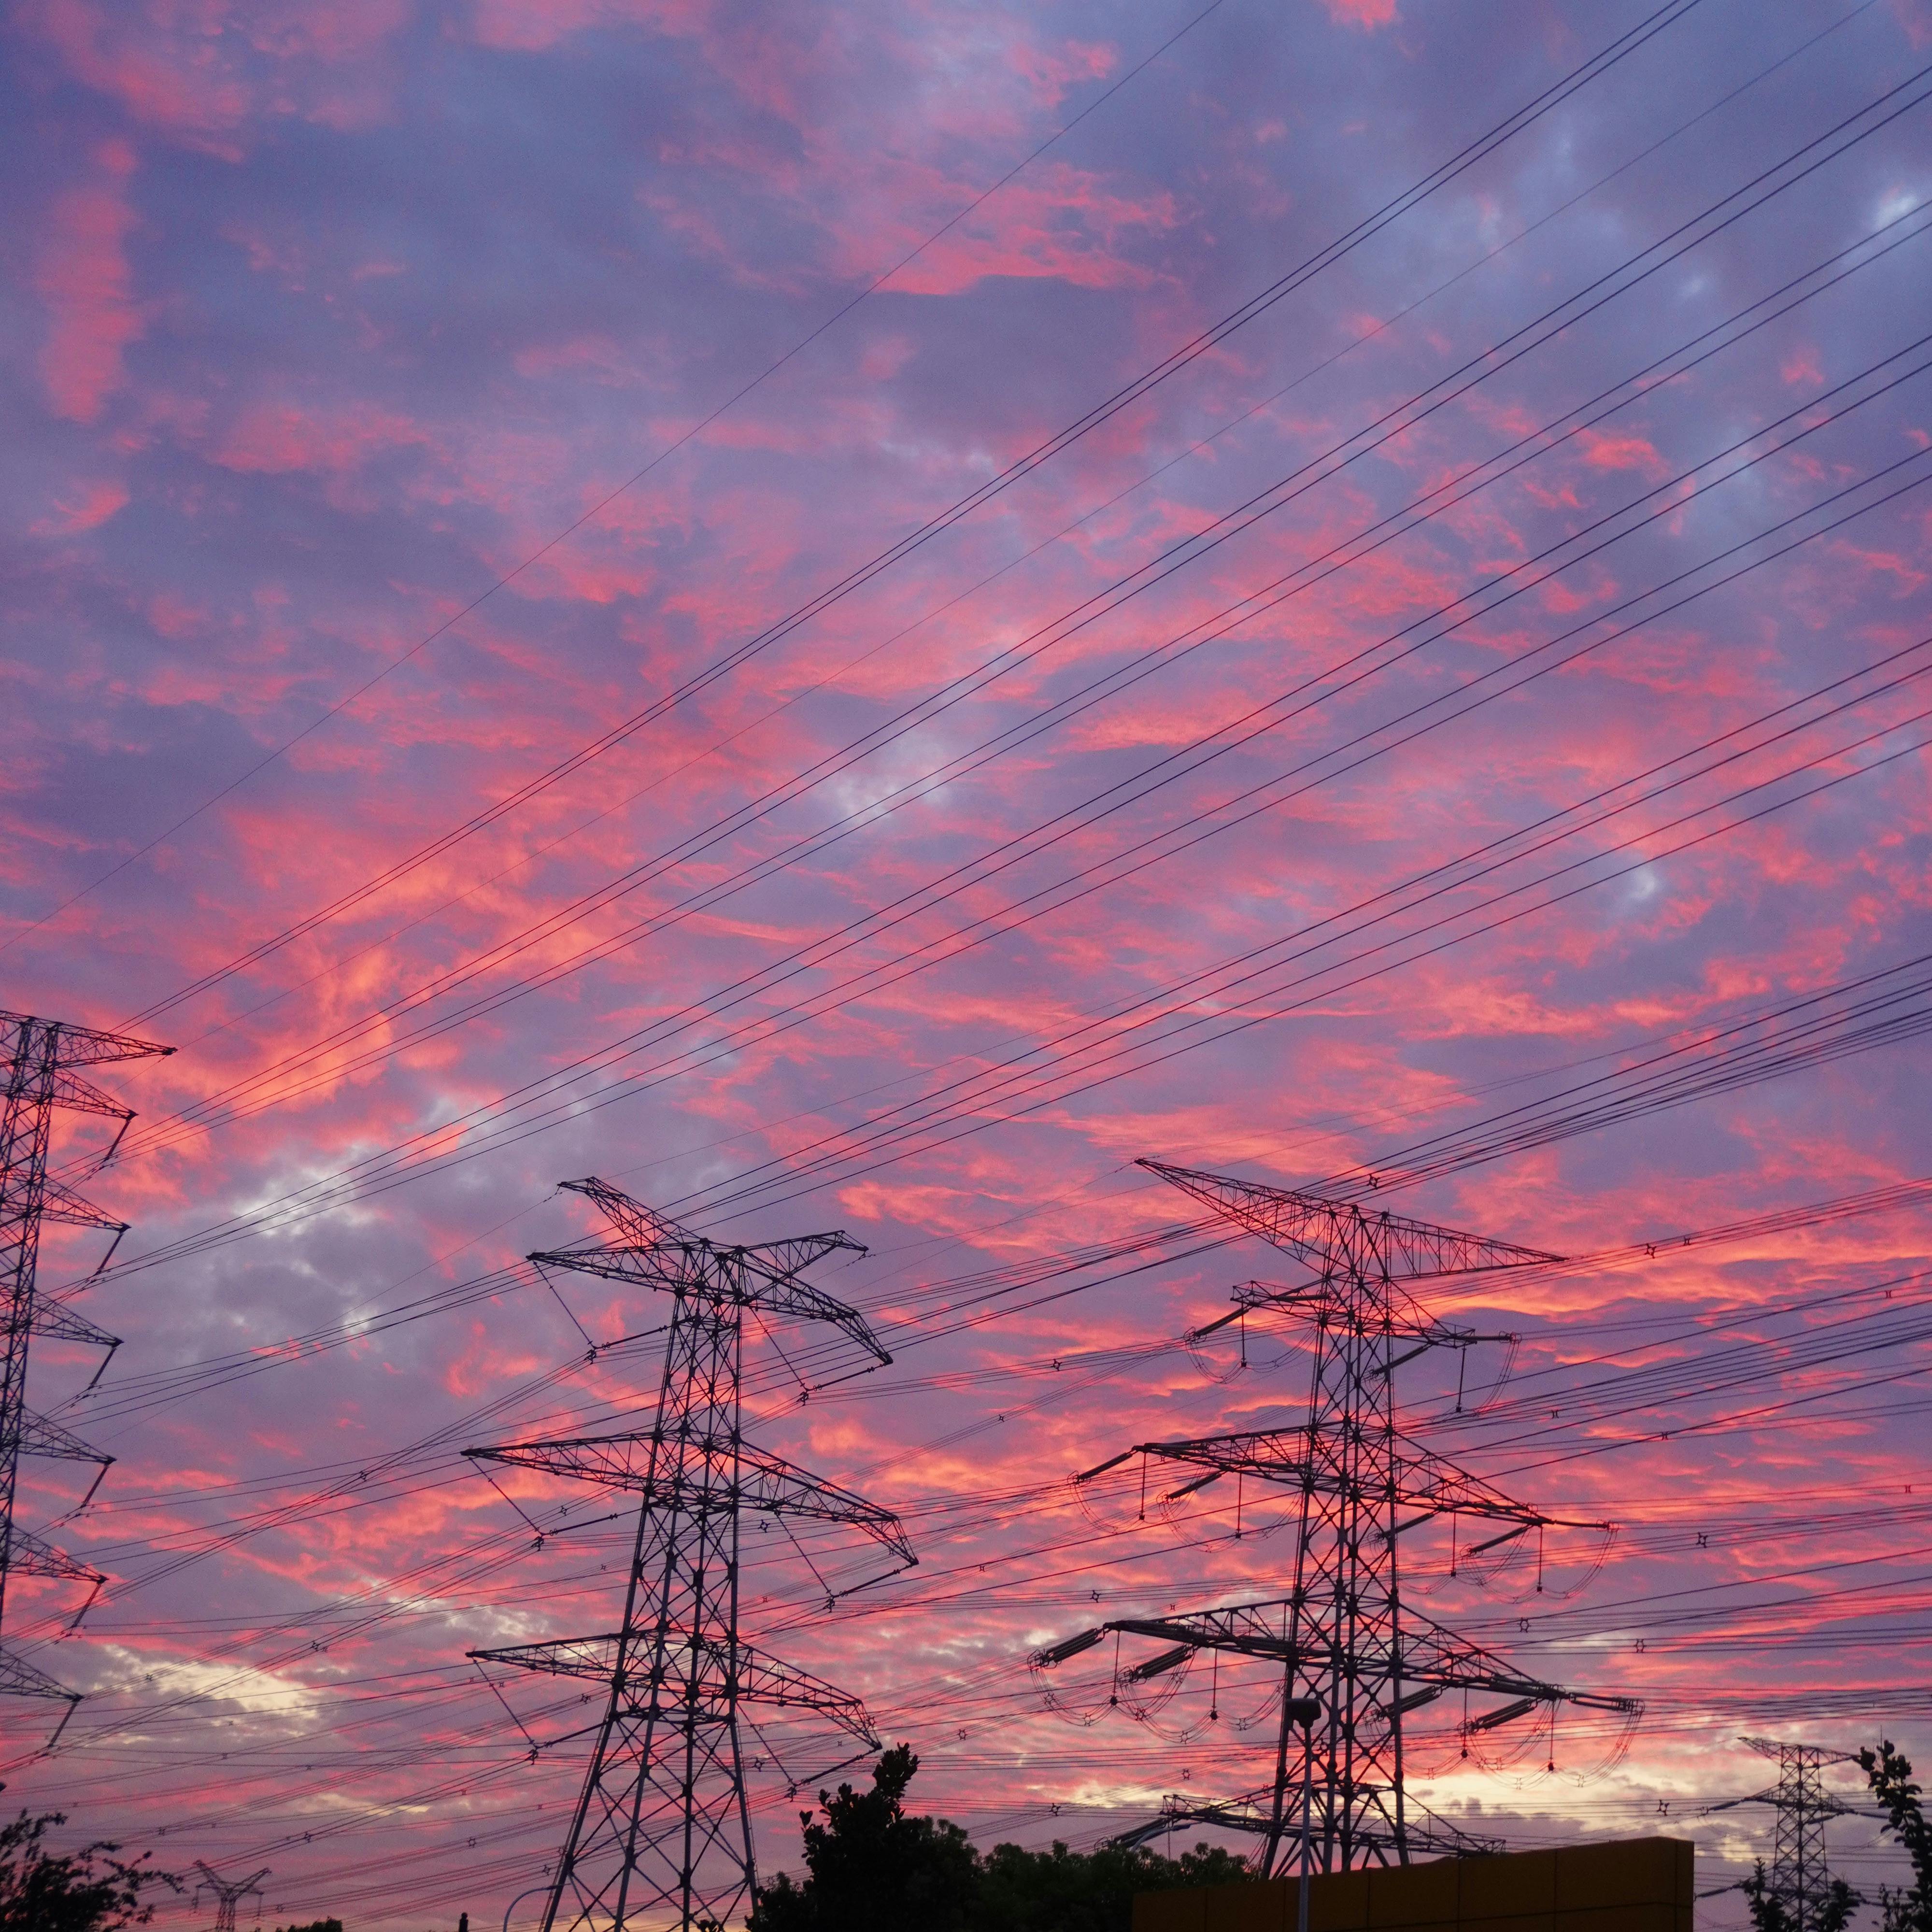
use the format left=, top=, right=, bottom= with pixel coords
left=4, top=0, right=1932, bottom=1924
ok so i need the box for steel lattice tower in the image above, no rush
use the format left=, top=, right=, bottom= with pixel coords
left=468, top=1179, right=913, bottom=1932
left=1718, top=1738, right=1859, bottom=1932
left=1, top=1009, right=169, bottom=1723
left=193, top=1861, right=269, bottom=1932
left=1035, top=1159, right=1639, bottom=1876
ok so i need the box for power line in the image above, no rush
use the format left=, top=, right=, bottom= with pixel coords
left=0, top=0, right=1240, bottom=968
left=105, top=0, right=1701, bottom=1027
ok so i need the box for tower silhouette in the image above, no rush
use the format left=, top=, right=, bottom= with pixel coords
left=1035, top=1159, right=1638, bottom=1874
left=193, top=1861, right=269, bottom=1932
left=469, top=1179, right=912, bottom=1931
left=0, top=1009, right=169, bottom=1728
left=1711, top=1738, right=1860, bottom=1932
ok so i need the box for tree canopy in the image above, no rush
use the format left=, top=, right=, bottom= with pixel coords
left=749, top=1744, right=1247, bottom=1932
left=0, top=1811, right=172, bottom=1932
left=1862, top=1741, right=1932, bottom=1932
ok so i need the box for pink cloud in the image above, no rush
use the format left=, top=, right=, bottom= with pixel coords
left=28, top=0, right=250, bottom=152
left=23, top=0, right=407, bottom=151
left=211, top=400, right=433, bottom=474
left=34, top=138, right=143, bottom=424
left=1321, top=0, right=1399, bottom=27
left=1008, top=35, right=1116, bottom=108
left=30, top=477, right=131, bottom=536
left=884, top=166, right=1181, bottom=297
left=469, top=0, right=710, bottom=54
left=1780, top=344, right=1826, bottom=386
left=1578, top=429, right=1670, bottom=477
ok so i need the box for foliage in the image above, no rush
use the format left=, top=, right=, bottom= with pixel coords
left=750, top=1745, right=979, bottom=1932
left=1742, top=1861, right=1792, bottom=1932
left=273, top=1920, right=344, bottom=1932
left=750, top=1744, right=1245, bottom=1932
left=1741, top=1860, right=1858, bottom=1932
left=0, top=1811, right=174, bottom=1932
left=975, top=1835, right=1249, bottom=1932
left=1862, top=1740, right=1932, bottom=1932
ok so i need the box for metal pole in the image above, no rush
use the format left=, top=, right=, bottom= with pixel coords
left=503, top=1883, right=549, bottom=1932
left=1289, top=1695, right=1321, bottom=1932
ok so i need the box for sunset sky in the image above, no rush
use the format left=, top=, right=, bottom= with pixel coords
left=5, top=0, right=1932, bottom=1924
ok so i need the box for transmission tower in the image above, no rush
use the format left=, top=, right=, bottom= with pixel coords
left=193, top=1861, right=269, bottom=1932
left=1034, top=1159, right=1639, bottom=1875
left=467, top=1179, right=914, bottom=1932
left=1708, top=1738, right=1860, bottom=1932
left=1, top=1009, right=169, bottom=1730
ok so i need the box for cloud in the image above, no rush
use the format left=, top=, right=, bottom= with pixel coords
left=1321, top=0, right=1399, bottom=28
left=211, top=400, right=435, bottom=475
left=3, top=0, right=1930, bottom=1909
left=30, top=477, right=131, bottom=535
left=26, top=0, right=250, bottom=151
left=34, top=138, right=142, bottom=424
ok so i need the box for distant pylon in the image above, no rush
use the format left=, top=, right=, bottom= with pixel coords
left=1034, top=1159, right=1639, bottom=1875
left=1, top=1009, right=169, bottom=1730
left=1710, top=1738, right=1860, bottom=1932
left=467, top=1179, right=914, bottom=1932
left=193, top=1861, right=269, bottom=1932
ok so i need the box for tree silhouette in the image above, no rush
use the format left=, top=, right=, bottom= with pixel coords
left=1862, top=1741, right=1932, bottom=1932
left=0, top=1811, right=173, bottom=1932
left=749, top=1743, right=1246, bottom=1931
left=751, top=1746, right=977, bottom=1932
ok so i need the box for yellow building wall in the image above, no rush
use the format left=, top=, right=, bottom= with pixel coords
left=1133, top=1837, right=1694, bottom=1932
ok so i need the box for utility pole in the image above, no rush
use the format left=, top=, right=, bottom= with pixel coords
left=1034, top=1159, right=1639, bottom=1875
left=0, top=1009, right=169, bottom=1732
left=1709, top=1738, right=1860, bottom=1932
left=467, top=1179, right=913, bottom=1932
left=193, top=1861, right=269, bottom=1932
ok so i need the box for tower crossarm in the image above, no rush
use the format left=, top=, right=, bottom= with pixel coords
left=537, top=1179, right=890, bottom=1364
left=1227, top=1280, right=1515, bottom=1353
left=737, top=1444, right=911, bottom=1563
left=466, top=1435, right=913, bottom=1567
left=1108, top=1429, right=1609, bottom=1538
left=1141, top=1160, right=1561, bottom=1280
left=19, top=1408, right=111, bottom=1470
left=1389, top=1605, right=1642, bottom=1716
left=471, top=1633, right=880, bottom=1746
left=1108, top=1790, right=1277, bottom=1851
left=0, top=1520, right=102, bottom=1586
left=734, top=1237, right=887, bottom=1362
left=734, top=1643, right=881, bottom=1743
left=26, top=1296, right=118, bottom=1353
left=1, top=1012, right=172, bottom=1073
left=48, top=1067, right=135, bottom=1125
left=1703, top=1785, right=1860, bottom=1821
left=0, top=1644, right=81, bottom=1706
left=1742, top=1734, right=1863, bottom=1771
left=1107, top=1786, right=1504, bottom=1859
left=38, top=1179, right=127, bottom=1235
left=1039, top=1598, right=1638, bottom=1722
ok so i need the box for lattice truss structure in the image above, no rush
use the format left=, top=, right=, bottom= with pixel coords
left=193, top=1860, right=270, bottom=1932
left=467, top=1180, right=914, bottom=1932
left=0, top=1009, right=169, bottom=1729
left=1033, top=1160, right=1640, bottom=1876
left=1709, top=1738, right=1863, bottom=1932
